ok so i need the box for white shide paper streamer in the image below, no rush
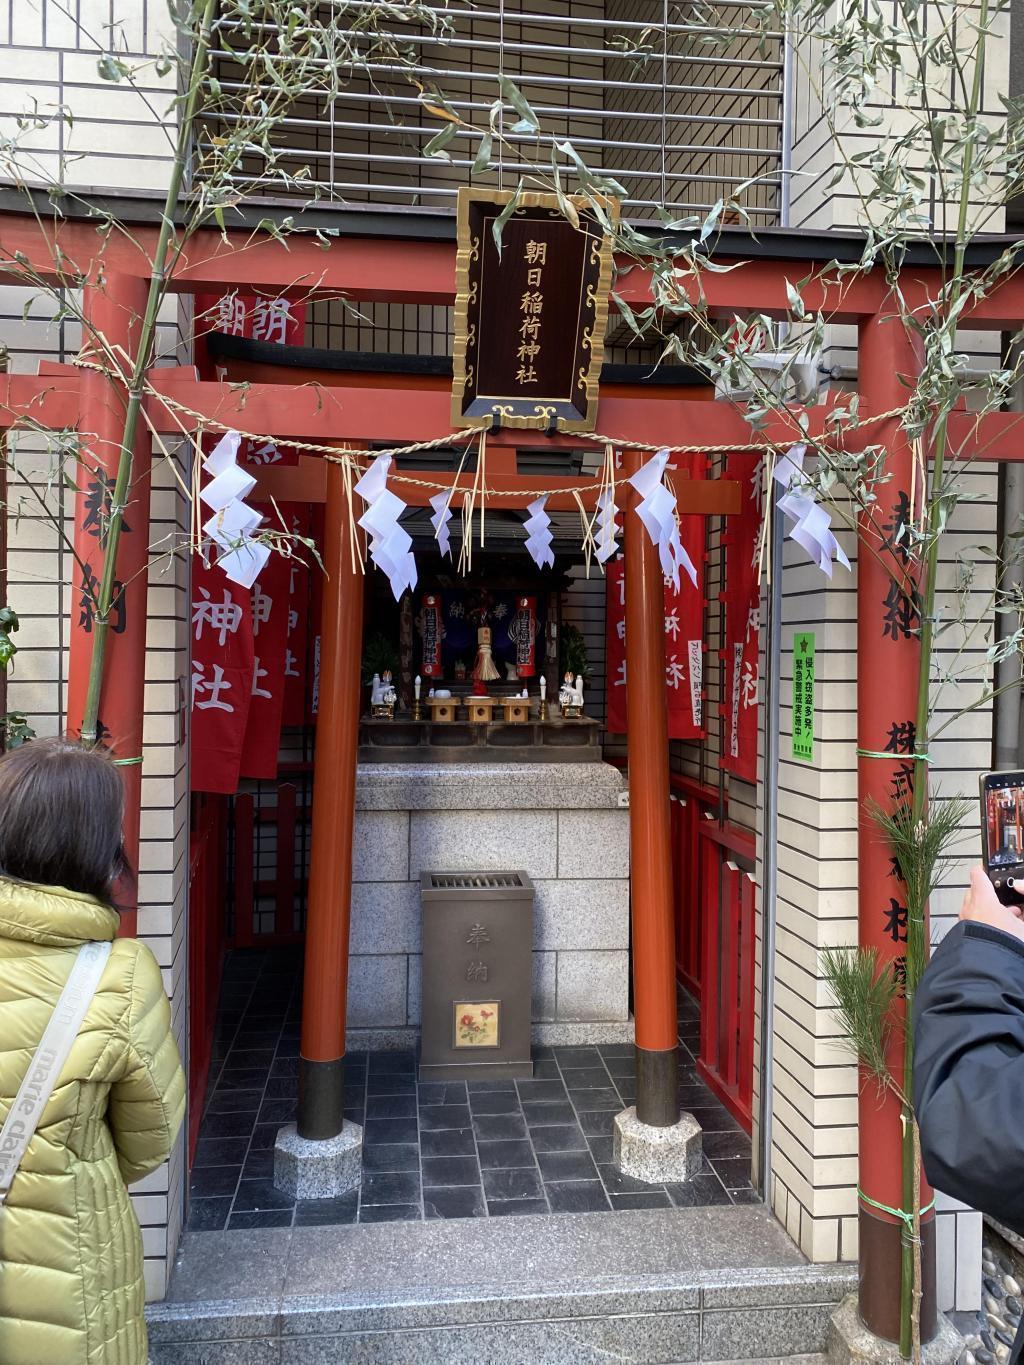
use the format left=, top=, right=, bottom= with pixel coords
left=200, top=430, right=268, bottom=589
left=354, top=452, right=418, bottom=601
left=773, top=444, right=851, bottom=578
left=627, top=448, right=697, bottom=593
left=523, top=495, right=555, bottom=570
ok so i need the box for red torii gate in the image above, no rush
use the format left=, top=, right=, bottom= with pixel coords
left=1, top=208, right=1022, bottom=1345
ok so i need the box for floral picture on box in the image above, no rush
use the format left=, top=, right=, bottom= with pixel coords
left=454, top=1002, right=499, bottom=1048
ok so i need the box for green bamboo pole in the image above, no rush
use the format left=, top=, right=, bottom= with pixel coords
left=897, top=4, right=990, bottom=1355
left=80, top=0, right=218, bottom=742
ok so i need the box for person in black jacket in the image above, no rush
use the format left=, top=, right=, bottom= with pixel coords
left=914, top=865, right=1024, bottom=1236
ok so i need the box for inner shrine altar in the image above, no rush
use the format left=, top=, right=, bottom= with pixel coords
left=346, top=761, right=631, bottom=1046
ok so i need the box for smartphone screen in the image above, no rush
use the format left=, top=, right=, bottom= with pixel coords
left=981, top=771, right=1024, bottom=901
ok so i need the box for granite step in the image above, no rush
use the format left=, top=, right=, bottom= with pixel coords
left=149, top=1205, right=857, bottom=1363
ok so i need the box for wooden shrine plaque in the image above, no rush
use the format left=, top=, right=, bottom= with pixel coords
left=452, top=187, right=616, bottom=433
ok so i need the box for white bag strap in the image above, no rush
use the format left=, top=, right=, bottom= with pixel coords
left=0, top=939, right=112, bottom=1205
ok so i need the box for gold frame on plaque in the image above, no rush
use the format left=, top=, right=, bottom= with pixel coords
left=451, top=186, right=617, bottom=433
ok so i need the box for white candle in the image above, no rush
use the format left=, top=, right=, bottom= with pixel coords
left=414, top=674, right=421, bottom=701
left=540, top=676, right=547, bottom=700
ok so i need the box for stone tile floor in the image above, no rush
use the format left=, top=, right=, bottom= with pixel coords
left=187, top=948, right=756, bottom=1232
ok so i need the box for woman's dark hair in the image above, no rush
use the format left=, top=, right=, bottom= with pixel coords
left=0, top=737, right=128, bottom=903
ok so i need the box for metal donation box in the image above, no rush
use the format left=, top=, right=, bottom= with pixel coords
left=419, top=871, right=535, bottom=1081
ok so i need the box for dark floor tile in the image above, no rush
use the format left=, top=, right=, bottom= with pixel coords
left=536, top=1151, right=599, bottom=1183
left=232, top=1029, right=282, bottom=1048
left=516, top=1079, right=567, bottom=1103
left=467, top=1090, right=520, bottom=1115
left=343, top=1107, right=365, bottom=1127
left=194, top=1137, right=249, bottom=1168
left=370, top=1051, right=416, bottom=1073
left=529, top=1124, right=589, bottom=1153
left=227, top=1208, right=294, bottom=1230
left=363, top=1116, right=419, bottom=1145
left=422, top=1155, right=481, bottom=1187
left=233, top=1178, right=295, bottom=1213
left=602, top=1058, right=636, bottom=1080
left=419, top=1104, right=473, bottom=1131
left=270, top=1057, right=300, bottom=1079
left=423, top=1186, right=486, bottom=1220
left=533, top=1045, right=556, bottom=1059
left=249, top=1123, right=282, bottom=1151
left=358, top=1203, right=420, bottom=1224
left=546, top=1180, right=610, bottom=1214
left=436, top=1082, right=468, bottom=1104
left=585, top=1135, right=614, bottom=1165
left=362, top=1170, right=422, bottom=1206
left=419, top=1127, right=476, bottom=1158
left=258, top=1098, right=297, bottom=1124
left=477, top=1139, right=536, bottom=1169
left=576, top=1110, right=617, bottom=1137
left=531, top=1059, right=562, bottom=1080
left=464, top=1079, right=516, bottom=1095
left=559, top=1067, right=610, bottom=1089
left=598, top=1163, right=661, bottom=1196
left=610, top=1191, right=672, bottom=1210
left=242, top=1149, right=275, bottom=1181
left=713, top=1157, right=754, bottom=1190
left=666, top=1173, right=731, bottom=1208
left=366, top=1094, right=417, bottom=1120
left=416, top=1082, right=448, bottom=1105
left=202, top=1110, right=258, bottom=1140
left=564, top=1087, right=621, bottom=1111
left=730, top=1188, right=763, bottom=1206
left=553, top=1047, right=601, bottom=1068
left=679, top=1084, right=717, bottom=1108
left=187, top=1196, right=232, bottom=1231
left=482, top=1168, right=543, bottom=1201
left=366, top=1075, right=416, bottom=1097
left=472, top=1112, right=527, bottom=1142
left=206, top=1089, right=262, bottom=1115
left=598, top=1043, right=634, bottom=1059
left=224, top=1049, right=275, bottom=1069
left=265, top=1076, right=299, bottom=1100
left=702, top=1129, right=752, bottom=1160
left=521, top=1101, right=577, bottom=1127
left=189, top=1164, right=242, bottom=1199
left=362, top=1143, right=420, bottom=1173
left=274, top=1037, right=301, bottom=1057
left=687, top=1105, right=741, bottom=1134
left=487, top=1197, right=549, bottom=1217
left=294, top=1192, right=359, bottom=1226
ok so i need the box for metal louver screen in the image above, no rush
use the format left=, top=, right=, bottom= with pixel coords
left=208, top=1, right=783, bottom=222
left=429, top=873, right=526, bottom=890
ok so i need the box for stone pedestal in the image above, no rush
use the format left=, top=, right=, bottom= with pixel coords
left=348, top=762, right=632, bottom=1046
left=826, top=1295, right=962, bottom=1365
left=613, top=1106, right=703, bottom=1183
left=273, top=1122, right=363, bottom=1199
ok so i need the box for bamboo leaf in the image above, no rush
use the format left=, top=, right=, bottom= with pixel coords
left=500, top=76, right=539, bottom=134
left=423, top=123, right=458, bottom=162
left=492, top=181, right=523, bottom=258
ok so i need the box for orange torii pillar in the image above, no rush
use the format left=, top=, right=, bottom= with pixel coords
left=854, top=310, right=937, bottom=1344
left=615, top=451, right=701, bottom=1180
left=66, top=269, right=152, bottom=938
left=274, top=458, right=365, bottom=1195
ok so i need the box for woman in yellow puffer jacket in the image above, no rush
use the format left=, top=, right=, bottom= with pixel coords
left=0, top=737, right=185, bottom=1364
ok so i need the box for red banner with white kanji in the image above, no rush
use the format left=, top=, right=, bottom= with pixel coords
left=721, top=453, right=763, bottom=783
left=239, top=509, right=292, bottom=780
left=604, top=559, right=706, bottom=740
left=190, top=560, right=255, bottom=794
left=605, top=452, right=706, bottom=740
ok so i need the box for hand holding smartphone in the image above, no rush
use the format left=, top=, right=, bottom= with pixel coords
left=980, top=771, right=1024, bottom=907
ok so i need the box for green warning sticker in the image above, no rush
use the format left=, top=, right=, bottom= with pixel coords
left=792, top=632, right=816, bottom=763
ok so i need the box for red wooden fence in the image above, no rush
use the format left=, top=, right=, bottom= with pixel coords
left=187, top=795, right=226, bottom=1160
left=231, top=781, right=307, bottom=946
left=669, top=774, right=757, bottom=1133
